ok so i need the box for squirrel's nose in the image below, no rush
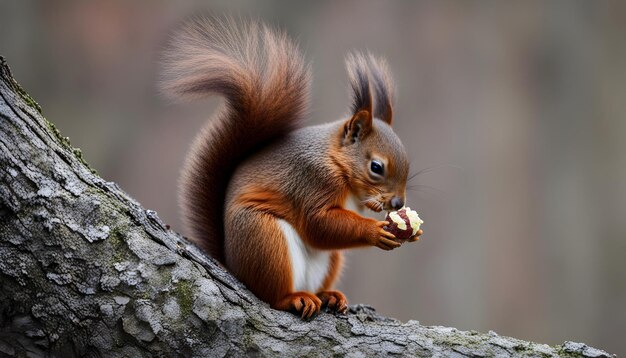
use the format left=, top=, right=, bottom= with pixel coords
left=390, top=197, right=404, bottom=210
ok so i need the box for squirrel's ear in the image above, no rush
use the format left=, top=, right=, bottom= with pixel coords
left=343, top=110, right=373, bottom=145
left=343, top=52, right=374, bottom=145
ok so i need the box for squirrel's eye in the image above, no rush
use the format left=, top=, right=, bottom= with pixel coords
left=370, top=160, right=384, bottom=176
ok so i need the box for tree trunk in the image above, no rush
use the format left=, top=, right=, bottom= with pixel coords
left=0, top=56, right=614, bottom=357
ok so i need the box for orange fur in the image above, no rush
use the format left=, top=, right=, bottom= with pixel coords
left=223, top=206, right=293, bottom=305
left=235, top=185, right=293, bottom=221
left=320, top=251, right=344, bottom=291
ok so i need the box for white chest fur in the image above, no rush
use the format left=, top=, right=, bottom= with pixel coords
left=278, top=219, right=330, bottom=292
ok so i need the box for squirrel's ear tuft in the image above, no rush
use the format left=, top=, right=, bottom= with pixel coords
left=346, top=52, right=395, bottom=126
left=346, top=52, right=373, bottom=117
left=366, top=53, right=394, bottom=125
left=343, top=110, right=373, bottom=145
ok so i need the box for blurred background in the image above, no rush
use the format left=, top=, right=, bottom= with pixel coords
left=1, top=0, right=625, bottom=354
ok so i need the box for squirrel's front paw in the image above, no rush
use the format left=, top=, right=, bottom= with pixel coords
left=366, top=221, right=401, bottom=251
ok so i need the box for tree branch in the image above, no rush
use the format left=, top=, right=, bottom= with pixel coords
left=0, top=56, right=614, bottom=357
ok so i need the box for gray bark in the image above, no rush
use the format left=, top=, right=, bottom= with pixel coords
left=0, top=56, right=614, bottom=357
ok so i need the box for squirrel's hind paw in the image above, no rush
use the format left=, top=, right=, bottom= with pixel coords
left=317, top=290, right=348, bottom=314
left=275, top=292, right=322, bottom=320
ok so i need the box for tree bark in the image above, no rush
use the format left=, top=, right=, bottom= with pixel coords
left=0, top=56, right=614, bottom=357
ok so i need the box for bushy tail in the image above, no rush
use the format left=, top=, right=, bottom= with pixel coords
left=161, top=17, right=311, bottom=263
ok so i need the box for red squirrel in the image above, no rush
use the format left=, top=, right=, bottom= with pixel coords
left=161, top=17, right=423, bottom=319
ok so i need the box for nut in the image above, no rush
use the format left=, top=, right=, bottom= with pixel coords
left=384, top=207, right=423, bottom=241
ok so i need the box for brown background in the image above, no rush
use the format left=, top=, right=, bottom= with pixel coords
left=2, top=0, right=625, bottom=354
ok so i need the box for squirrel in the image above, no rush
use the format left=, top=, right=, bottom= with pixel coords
left=161, top=17, right=422, bottom=319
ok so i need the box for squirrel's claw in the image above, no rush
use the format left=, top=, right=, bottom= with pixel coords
left=277, top=292, right=321, bottom=320
left=317, top=290, right=348, bottom=314
left=407, top=229, right=424, bottom=242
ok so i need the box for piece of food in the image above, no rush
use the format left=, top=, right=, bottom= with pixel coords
left=384, top=207, right=424, bottom=241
